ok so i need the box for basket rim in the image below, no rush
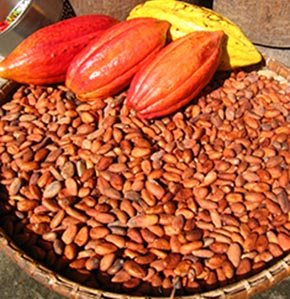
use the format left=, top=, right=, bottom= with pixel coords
left=0, top=227, right=290, bottom=299
left=0, top=55, right=289, bottom=299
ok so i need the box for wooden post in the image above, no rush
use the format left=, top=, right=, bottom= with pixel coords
left=213, top=0, right=290, bottom=47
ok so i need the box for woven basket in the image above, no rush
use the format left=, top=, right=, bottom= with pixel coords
left=0, top=49, right=289, bottom=299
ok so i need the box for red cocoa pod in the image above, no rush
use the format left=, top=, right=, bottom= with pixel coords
left=0, top=15, right=118, bottom=85
left=126, top=31, right=224, bottom=119
left=65, top=18, right=170, bottom=100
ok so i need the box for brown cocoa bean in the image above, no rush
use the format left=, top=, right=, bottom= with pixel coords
left=74, top=226, right=89, bottom=247
left=180, top=241, right=203, bottom=255
left=227, top=243, right=241, bottom=268
left=278, top=233, right=290, bottom=251
left=236, top=258, right=251, bottom=276
left=94, top=242, right=118, bottom=255
left=17, top=200, right=38, bottom=212
left=127, top=214, right=158, bottom=228
left=123, top=260, right=146, bottom=279
left=43, top=181, right=62, bottom=198
left=61, top=224, right=78, bottom=245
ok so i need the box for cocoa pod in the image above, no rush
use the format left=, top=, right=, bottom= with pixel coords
left=126, top=31, right=224, bottom=119
left=66, top=18, right=170, bottom=100
left=0, top=15, right=118, bottom=85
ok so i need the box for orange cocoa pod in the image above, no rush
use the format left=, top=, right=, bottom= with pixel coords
left=126, top=31, right=224, bottom=119
left=65, top=18, right=170, bottom=101
left=0, top=15, right=118, bottom=85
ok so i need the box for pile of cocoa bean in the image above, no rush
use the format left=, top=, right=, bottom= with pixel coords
left=0, top=70, right=289, bottom=296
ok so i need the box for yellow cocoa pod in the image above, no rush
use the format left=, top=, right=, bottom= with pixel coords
left=127, top=0, right=262, bottom=70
